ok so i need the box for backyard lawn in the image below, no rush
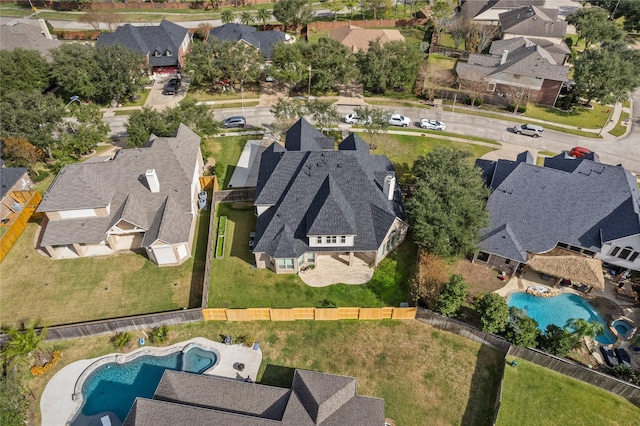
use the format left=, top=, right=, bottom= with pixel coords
left=29, top=320, right=505, bottom=426
left=497, top=358, right=640, bottom=425
left=0, top=212, right=210, bottom=328
left=203, top=135, right=254, bottom=189
left=208, top=203, right=416, bottom=308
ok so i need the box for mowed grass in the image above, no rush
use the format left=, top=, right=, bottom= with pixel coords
left=524, top=103, right=610, bottom=129
left=497, top=358, right=640, bottom=425
left=609, top=111, right=631, bottom=137
left=30, top=320, right=505, bottom=426
left=0, top=212, right=210, bottom=327
left=208, top=203, right=416, bottom=308
left=203, top=135, right=252, bottom=189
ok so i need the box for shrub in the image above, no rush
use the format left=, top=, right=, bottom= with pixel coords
left=318, top=299, right=337, bottom=308
left=236, top=335, right=254, bottom=346
left=504, top=307, right=540, bottom=347
left=149, top=326, right=169, bottom=344
left=506, top=104, right=527, bottom=114
left=112, top=331, right=132, bottom=349
left=476, top=293, right=509, bottom=334
left=538, top=325, right=573, bottom=357
left=411, top=252, right=449, bottom=308
left=30, top=350, right=61, bottom=376
left=436, top=274, right=468, bottom=317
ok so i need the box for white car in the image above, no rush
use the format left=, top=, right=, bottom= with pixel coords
left=344, top=112, right=371, bottom=125
left=388, top=114, right=411, bottom=127
left=419, top=119, right=446, bottom=131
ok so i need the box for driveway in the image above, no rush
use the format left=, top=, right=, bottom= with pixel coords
left=145, top=75, right=189, bottom=111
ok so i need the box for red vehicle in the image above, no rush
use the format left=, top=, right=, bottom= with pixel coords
left=569, top=146, right=599, bottom=159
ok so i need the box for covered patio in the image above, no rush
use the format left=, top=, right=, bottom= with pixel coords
left=524, top=251, right=606, bottom=291
left=298, top=253, right=374, bottom=287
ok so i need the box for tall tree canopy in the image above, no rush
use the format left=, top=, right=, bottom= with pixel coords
left=476, top=293, right=509, bottom=334
left=586, top=0, right=640, bottom=32
left=356, top=40, right=422, bottom=94
left=405, top=147, right=489, bottom=257
left=273, top=0, right=313, bottom=33
left=567, top=7, right=625, bottom=49
left=307, top=38, right=356, bottom=93
left=0, top=49, right=50, bottom=99
left=573, top=40, right=640, bottom=104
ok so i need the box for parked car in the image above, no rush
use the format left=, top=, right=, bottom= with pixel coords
left=223, top=116, right=246, bottom=128
left=418, top=119, right=446, bottom=131
left=512, top=123, right=544, bottom=137
left=344, top=112, right=371, bottom=125
left=163, top=78, right=181, bottom=95
left=569, top=146, right=599, bottom=159
left=388, top=114, right=411, bottom=127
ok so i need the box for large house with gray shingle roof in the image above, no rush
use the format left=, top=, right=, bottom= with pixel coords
left=474, top=152, right=640, bottom=272
left=36, top=124, right=204, bottom=266
left=252, top=119, right=408, bottom=274
left=97, top=19, right=190, bottom=74
left=209, top=23, right=287, bottom=60
left=460, top=0, right=545, bottom=24
left=498, top=5, right=568, bottom=44
left=123, top=369, right=385, bottom=425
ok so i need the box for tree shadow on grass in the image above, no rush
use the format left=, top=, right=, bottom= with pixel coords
left=461, top=344, right=506, bottom=426
left=259, top=364, right=297, bottom=389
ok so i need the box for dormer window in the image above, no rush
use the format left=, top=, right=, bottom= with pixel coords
left=165, top=49, right=172, bottom=56
left=153, top=50, right=161, bottom=57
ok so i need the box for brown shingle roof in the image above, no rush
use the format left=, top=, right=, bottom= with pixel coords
left=328, top=25, right=404, bottom=53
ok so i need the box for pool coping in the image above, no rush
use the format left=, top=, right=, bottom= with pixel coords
left=41, top=337, right=262, bottom=426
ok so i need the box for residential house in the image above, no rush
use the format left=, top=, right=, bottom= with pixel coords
left=455, top=37, right=569, bottom=106
left=97, top=19, right=190, bottom=74
left=498, top=5, right=568, bottom=45
left=124, top=369, right=385, bottom=425
left=0, top=19, right=61, bottom=61
left=460, top=0, right=545, bottom=24
left=36, top=124, right=204, bottom=266
left=0, top=160, right=33, bottom=222
left=474, top=152, right=640, bottom=273
left=328, top=25, right=405, bottom=53
left=209, top=23, right=288, bottom=60
left=252, top=119, right=408, bottom=274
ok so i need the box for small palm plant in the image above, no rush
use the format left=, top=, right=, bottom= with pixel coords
left=565, top=318, right=605, bottom=353
left=1, top=321, right=48, bottom=373
left=256, top=8, right=271, bottom=30
left=149, top=326, right=169, bottom=344
left=112, top=332, right=132, bottom=350
left=221, top=10, right=236, bottom=24
left=240, top=11, right=256, bottom=26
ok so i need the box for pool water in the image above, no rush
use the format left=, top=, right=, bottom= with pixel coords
left=78, top=348, right=218, bottom=422
left=507, top=292, right=616, bottom=344
left=612, top=319, right=634, bottom=336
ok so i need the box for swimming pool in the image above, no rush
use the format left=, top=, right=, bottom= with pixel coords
left=507, top=292, right=616, bottom=344
left=77, top=347, right=218, bottom=422
left=612, top=319, right=634, bottom=338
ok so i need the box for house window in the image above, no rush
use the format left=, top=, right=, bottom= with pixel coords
left=569, top=245, right=581, bottom=253
left=583, top=250, right=596, bottom=257
left=277, top=258, right=294, bottom=270
left=298, top=254, right=304, bottom=266
left=165, top=50, right=172, bottom=56
left=327, top=236, right=337, bottom=244
left=306, top=252, right=315, bottom=263
left=505, top=259, right=511, bottom=265
left=340, top=236, right=346, bottom=244
left=153, top=50, right=161, bottom=57
left=629, top=252, right=639, bottom=262
left=618, top=247, right=633, bottom=260
left=610, top=246, right=620, bottom=257
left=557, top=242, right=568, bottom=249
left=476, top=251, right=490, bottom=262
left=316, top=236, right=322, bottom=244
left=487, top=83, right=496, bottom=92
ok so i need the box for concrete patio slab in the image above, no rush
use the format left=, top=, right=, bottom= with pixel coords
left=299, top=254, right=374, bottom=287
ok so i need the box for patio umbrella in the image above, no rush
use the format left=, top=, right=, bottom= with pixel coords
left=526, top=254, right=605, bottom=290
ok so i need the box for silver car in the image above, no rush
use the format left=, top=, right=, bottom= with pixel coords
left=223, top=116, right=246, bottom=128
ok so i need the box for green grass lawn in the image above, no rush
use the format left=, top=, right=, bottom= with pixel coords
left=438, top=33, right=464, bottom=50
left=497, top=358, right=640, bottom=425
left=524, top=103, right=609, bottom=129
left=209, top=101, right=260, bottom=109
left=208, top=203, right=416, bottom=308
left=428, top=53, right=459, bottom=71
left=203, top=135, right=253, bottom=189
left=609, top=111, right=630, bottom=137
left=183, top=89, right=260, bottom=103
left=0, top=212, right=209, bottom=327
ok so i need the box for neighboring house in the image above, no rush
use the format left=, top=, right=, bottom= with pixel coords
left=97, top=19, right=190, bottom=74
left=209, top=23, right=288, bottom=60
left=124, top=368, right=385, bottom=425
left=328, top=25, right=405, bottom=53
left=498, top=5, right=568, bottom=44
left=460, top=0, right=545, bottom=24
left=0, top=160, right=33, bottom=222
left=490, top=36, right=570, bottom=67
left=36, top=124, right=204, bottom=266
left=0, top=19, right=61, bottom=61
left=455, top=37, right=569, bottom=106
left=253, top=119, right=408, bottom=274
left=474, top=152, right=640, bottom=272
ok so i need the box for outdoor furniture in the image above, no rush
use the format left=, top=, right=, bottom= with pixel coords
left=615, top=287, right=639, bottom=301
left=224, top=335, right=232, bottom=345
left=599, top=346, right=619, bottom=368
left=615, top=348, right=632, bottom=368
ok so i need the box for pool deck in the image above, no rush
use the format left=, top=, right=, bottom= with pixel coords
left=41, top=337, right=262, bottom=426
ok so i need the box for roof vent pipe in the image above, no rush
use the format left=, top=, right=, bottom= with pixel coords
left=145, top=169, right=160, bottom=193
left=383, top=175, right=396, bottom=201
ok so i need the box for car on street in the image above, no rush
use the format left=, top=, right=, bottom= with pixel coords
left=344, top=112, right=371, bottom=124
left=163, top=78, right=181, bottom=95
left=569, top=146, right=600, bottom=159
left=223, top=116, right=247, bottom=128
left=418, top=119, right=446, bottom=131
left=512, top=123, right=544, bottom=137
left=388, top=114, right=411, bottom=127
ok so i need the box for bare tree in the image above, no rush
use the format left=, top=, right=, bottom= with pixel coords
left=446, top=17, right=467, bottom=50
left=78, top=11, right=102, bottom=31
left=475, top=23, right=498, bottom=53
left=102, top=12, right=122, bottom=31
left=417, top=63, right=455, bottom=101
left=457, top=68, right=489, bottom=107
left=195, top=23, right=213, bottom=41
left=505, top=86, right=530, bottom=114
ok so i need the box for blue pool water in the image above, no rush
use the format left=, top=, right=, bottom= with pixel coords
left=507, top=292, right=616, bottom=344
left=612, top=319, right=634, bottom=336
left=79, top=347, right=218, bottom=422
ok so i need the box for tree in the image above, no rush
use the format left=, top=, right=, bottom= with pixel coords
left=93, top=44, right=148, bottom=104
left=256, top=8, right=272, bottom=30
left=221, top=10, right=236, bottom=24
left=328, top=0, right=342, bottom=21
left=431, top=0, right=455, bottom=45
left=504, top=86, right=530, bottom=114
left=240, top=11, right=255, bottom=26
left=126, top=107, right=170, bottom=147
left=270, top=42, right=307, bottom=85
left=78, top=11, right=121, bottom=31
left=1, top=137, right=44, bottom=170
left=405, top=147, right=489, bottom=257
left=0, top=49, right=50, bottom=99
left=417, top=63, right=454, bottom=100
left=613, top=0, right=640, bottom=32
left=436, top=274, right=468, bottom=317
left=612, top=365, right=638, bottom=383
left=538, top=324, right=574, bottom=357
left=505, top=307, right=540, bottom=347
left=567, top=7, right=625, bottom=49
left=62, top=103, right=110, bottom=157
left=308, top=38, right=356, bottom=93
left=270, top=97, right=306, bottom=132
left=50, top=43, right=100, bottom=100
left=357, top=40, right=422, bottom=94
left=273, top=0, right=314, bottom=34
left=185, top=40, right=227, bottom=87
left=0, top=375, right=29, bottom=426
left=344, top=0, right=357, bottom=19
left=195, top=23, right=213, bottom=41
left=458, top=68, right=489, bottom=107
left=476, top=293, right=509, bottom=333
left=305, top=99, right=340, bottom=132
left=1, top=322, right=48, bottom=372
left=565, top=318, right=604, bottom=352
left=573, top=40, right=640, bottom=104
left=410, top=252, right=449, bottom=307
left=446, top=17, right=467, bottom=49
left=353, top=105, right=389, bottom=146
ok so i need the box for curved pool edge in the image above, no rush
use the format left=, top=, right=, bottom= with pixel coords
left=609, top=317, right=637, bottom=342
left=41, top=337, right=262, bottom=426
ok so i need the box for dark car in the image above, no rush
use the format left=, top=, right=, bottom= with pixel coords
left=223, top=116, right=246, bottom=128
left=163, top=78, right=181, bottom=95
left=569, top=146, right=599, bottom=159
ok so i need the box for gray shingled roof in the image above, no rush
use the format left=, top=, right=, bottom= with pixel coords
left=285, top=118, right=335, bottom=151
left=490, top=37, right=570, bottom=66
left=37, top=124, right=201, bottom=247
left=253, top=119, right=405, bottom=259
left=0, top=165, right=28, bottom=199
left=209, top=23, right=285, bottom=60
left=123, top=369, right=384, bottom=425
left=97, top=20, right=188, bottom=67
left=499, top=5, right=567, bottom=38
left=461, top=0, right=545, bottom=20
left=477, top=153, right=640, bottom=260
left=0, top=19, right=61, bottom=60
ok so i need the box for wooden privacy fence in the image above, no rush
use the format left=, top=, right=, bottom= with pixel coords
left=0, top=190, right=42, bottom=263
left=202, top=307, right=417, bottom=322
left=199, top=175, right=218, bottom=192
